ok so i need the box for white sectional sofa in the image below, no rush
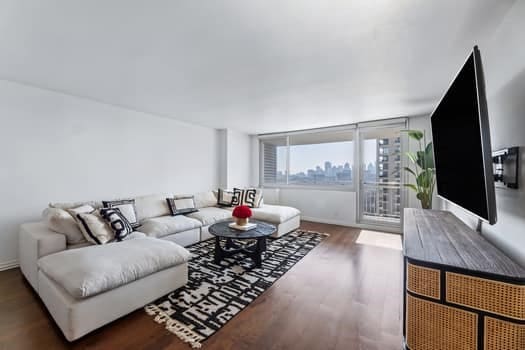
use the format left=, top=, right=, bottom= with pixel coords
left=18, top=190, right=300, bottom=341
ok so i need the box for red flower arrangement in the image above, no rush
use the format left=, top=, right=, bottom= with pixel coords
left=232, top=205, right=252, bottom=226
left=232, top=205, right=252, bottom=219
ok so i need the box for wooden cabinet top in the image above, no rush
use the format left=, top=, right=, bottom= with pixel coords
left=403, top=208, right=525, bottom=280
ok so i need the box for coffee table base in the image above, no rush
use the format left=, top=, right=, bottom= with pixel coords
left=214, top=236, right=267, bottom=267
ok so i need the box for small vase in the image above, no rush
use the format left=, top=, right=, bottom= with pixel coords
left=235, top=217, right=249, bottom=226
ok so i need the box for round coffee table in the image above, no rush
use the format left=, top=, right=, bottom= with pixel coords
left=208, top=220, right=276, bottom=267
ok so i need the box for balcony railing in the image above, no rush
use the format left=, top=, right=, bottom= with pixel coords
left=361, top=181, right=401, bottom=224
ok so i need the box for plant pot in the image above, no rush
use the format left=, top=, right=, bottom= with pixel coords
left=421, top=201, right=432, bottom=210
left=234, top=217, right=249, bottom=226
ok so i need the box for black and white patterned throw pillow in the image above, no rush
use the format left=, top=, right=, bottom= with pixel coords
left=102, top=199, right=140, bottom=229
left=99, top=207, right=133, bottom=241
left=240, top=188, right=257, bottom=207
left=233, top=188, right=263, bottom=208
left=217, top=188, right=236, bottom=207
left=167, top=196, right=199, bottom=216
left=232, top=188, right=243, bottom=206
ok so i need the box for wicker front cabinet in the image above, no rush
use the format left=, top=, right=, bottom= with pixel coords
left=403, top=209, right=525, bottom=350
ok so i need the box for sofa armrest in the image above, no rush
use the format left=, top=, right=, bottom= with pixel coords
left=19, top=222, right=67, bottom=292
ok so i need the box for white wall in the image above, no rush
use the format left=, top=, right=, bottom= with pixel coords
left=279, top=189, right=357, bottom=226
left=444, top=1, right=525, bottom=267
left=249, top=135, right=260, bottom=187
left=217, top=129, right=252, bottom=189
left=217, top=129, right=228, bottom=188
left=225, top=129, right=252, bottom=188
left=0, top=80, right=221, bottom=268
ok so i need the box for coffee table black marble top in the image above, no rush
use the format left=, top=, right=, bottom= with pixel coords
left=208, top=220, right=276, bottom=239
left=208, top=220, right=277, bottom=267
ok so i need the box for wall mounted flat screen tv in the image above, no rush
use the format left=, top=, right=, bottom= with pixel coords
left=430, top=46, right=497, bottom=224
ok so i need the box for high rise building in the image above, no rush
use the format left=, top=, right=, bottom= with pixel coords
left=376, top=136, right=401, bottom=218
left=324, top=161, right=332, bottom=172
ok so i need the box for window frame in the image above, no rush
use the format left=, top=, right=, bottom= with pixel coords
left=259, top=126, right=357, bottom=191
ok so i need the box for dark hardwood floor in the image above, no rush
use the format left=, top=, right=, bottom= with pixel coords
left=0, top=221, right=404, bottom=350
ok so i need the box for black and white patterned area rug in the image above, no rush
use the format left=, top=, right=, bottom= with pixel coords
left=145, top=229, right=328, bottom=348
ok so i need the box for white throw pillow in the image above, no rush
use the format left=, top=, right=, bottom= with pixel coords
left=42, top=208, right=86, bottom=244
left=76, top=210, right=115, bottom=245
left=66, top=205, right=96, bottom=221
left=49, top=201, right=102, bottom=210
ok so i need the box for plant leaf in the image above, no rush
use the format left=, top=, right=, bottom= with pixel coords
left=404, top=167, right=416, bottom=177
left=406, top=152, right=418, bottom=165
left=425, top=142, right=435, bottom=169
left=416, top=151, right=426, bottom=169
left=416, top=170, right=432, bottom=188
left=404, top=184, right=418, bottom=192
left=402, top=129, right=424, bottom=141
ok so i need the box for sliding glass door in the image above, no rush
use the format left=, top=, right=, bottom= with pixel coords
left=357, top=124, right=405, bottom=228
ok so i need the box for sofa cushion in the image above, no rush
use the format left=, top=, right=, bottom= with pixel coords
left=66, top=204, right=96, bottom=218
left=166, top=196, right=198, bottom=216
left=234, top=188, right=264, bottom=208
left=251, top=204, right=300, bottom=224
left=99, top=208, right=133, bottom=241
left=192, top=191, right=217, bottom=209
left=66, top=232, right=145, bottom=250
left=76, top=210, right=115, bottom=245
left=42, top=208, right=86, bottom=245
left=49, top=201, right=102, bottom=210
left=134, top=193, right=172, bottom=221
left=186, top=207, right=232, bottom=226
left=216, top=188, right=236, bottom=207
left=38, top=237, right=191, bottom=299
left=102, top=199, right=140, bottom=229
left=139, top=215, right=202, bottom=238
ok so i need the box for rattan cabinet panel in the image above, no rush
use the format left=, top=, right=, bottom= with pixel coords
left=446, top=272, right=525, bottom=320
left=403, top=209, right=525, bottom=350
left=484, top=317, right=525, bottom=350
left=406, top=295, right=477, bottom=350
left=407, top=263, right=440, bottom=299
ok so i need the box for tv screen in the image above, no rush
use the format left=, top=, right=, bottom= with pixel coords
left=430, top=46, right=497, bottom=224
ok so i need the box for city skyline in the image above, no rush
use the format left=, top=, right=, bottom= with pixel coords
left=277, top=139, right=378, bottom=174
left=284, top=160, right=353, bottom=176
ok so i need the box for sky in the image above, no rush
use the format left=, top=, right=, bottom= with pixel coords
left=277, top=140, right=377, bottom=174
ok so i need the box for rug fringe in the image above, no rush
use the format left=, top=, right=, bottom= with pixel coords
left=145, top=304, right=204, bottom=349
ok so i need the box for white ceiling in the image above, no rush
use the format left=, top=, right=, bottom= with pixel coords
left=0, top=0, right=517, bottom=134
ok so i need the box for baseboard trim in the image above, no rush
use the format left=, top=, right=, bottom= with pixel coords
left=0, top=259, right=19, bottom=271
left=301, top=216, right=401, bottom=234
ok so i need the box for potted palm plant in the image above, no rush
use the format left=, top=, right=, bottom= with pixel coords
left=403, top=129, right=436, bottom=209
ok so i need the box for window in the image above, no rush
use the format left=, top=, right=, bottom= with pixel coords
left=260, top=129, right=354, bottom=188
left=261, top=137, right=287, bottom=185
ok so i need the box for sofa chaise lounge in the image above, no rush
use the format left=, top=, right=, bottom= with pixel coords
left=19, top=190, right=300, bottom=341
